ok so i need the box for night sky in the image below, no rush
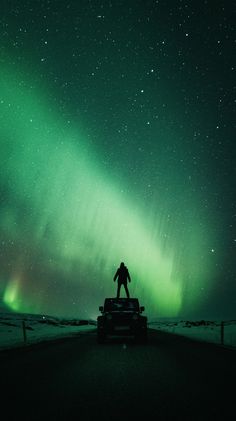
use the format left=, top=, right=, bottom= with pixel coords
left=0, top=0, right=235, bottom=320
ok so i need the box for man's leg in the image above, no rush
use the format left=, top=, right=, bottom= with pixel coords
left=117, top=282, right=121, bottom=298
left=124, top=282, right=130, bottom=298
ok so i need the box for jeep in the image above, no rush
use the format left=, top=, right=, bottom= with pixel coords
left=97, top=298, right=147, bottom=343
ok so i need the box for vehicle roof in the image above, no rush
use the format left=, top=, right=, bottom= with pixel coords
left=104, top=298, right=139, bottom=304
left=103, top=298, right=140, bottom=312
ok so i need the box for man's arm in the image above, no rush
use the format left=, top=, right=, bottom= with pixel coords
left=114, top=269, right=119, bottom=281
left=127, top=270, right=131, bottom=282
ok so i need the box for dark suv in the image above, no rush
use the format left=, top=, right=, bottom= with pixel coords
left=97, top=298, right=147, bottom=343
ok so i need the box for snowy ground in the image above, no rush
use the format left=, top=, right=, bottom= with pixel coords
left=0, top=312, right=96, bottom=351
left=149, top=318, right=236, bottom=348
left=0, top=312, right=236, bottom=351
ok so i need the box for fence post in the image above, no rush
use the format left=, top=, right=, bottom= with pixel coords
left=220, top=321, right=224, bottom=345
left=22, top=321, right=27, bottom=344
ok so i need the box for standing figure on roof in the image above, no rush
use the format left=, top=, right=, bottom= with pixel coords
left=113, top=262, right=131, bottom=298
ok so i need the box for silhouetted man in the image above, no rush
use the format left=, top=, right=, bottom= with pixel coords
left=113, top=262, right=131, bottom=298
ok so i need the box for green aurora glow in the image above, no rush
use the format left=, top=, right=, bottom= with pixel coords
left=0, top=63, right=215, bottom=318
left=1, top=1, right=235, bottom=319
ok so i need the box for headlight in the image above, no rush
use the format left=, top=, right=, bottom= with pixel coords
left=133, top=314, right=138, bottom=320
left=106, top=314, right=112, bottom=320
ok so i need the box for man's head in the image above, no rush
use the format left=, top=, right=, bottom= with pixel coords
left=120, top=262, right=124, bottom=267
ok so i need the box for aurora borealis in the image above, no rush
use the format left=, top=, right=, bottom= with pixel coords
left=0, top=1, right=235, bottom=319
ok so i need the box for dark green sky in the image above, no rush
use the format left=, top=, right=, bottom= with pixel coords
left=0, top=0, right=235, bottom=319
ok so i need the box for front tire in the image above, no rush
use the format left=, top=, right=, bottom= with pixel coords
left=97, top=331, right=106, bottom=344
left=135, top=330, right=148, bottom=344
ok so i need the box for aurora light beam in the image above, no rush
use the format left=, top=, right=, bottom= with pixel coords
left=0, top=63, right=214, bottom=318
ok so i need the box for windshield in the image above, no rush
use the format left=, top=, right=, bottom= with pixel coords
left=104, top=299, right=139, bottom=312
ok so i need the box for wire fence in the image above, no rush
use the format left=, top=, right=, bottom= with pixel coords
left=148, top=320, right=236, bottom=348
